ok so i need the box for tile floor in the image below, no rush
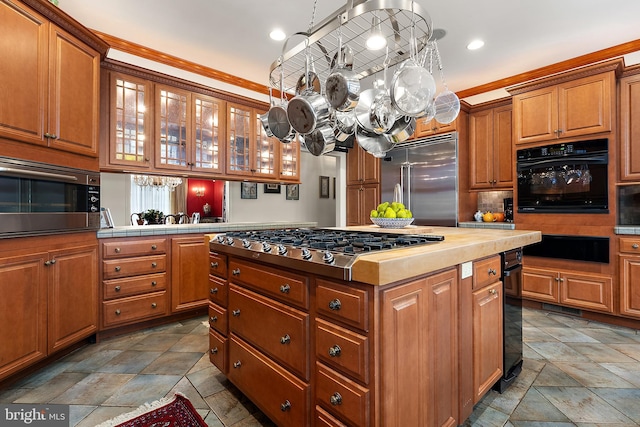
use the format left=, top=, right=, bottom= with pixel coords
left=1, top=308, right=640, bottom=426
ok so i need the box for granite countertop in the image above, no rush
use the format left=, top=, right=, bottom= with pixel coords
left=615, top=226, right=640, bottom=235
left=97, top=221, right=318, bottom=238
left=458, top=221, right=516, bottom=230
left=343, top=226, right=541, bottom=285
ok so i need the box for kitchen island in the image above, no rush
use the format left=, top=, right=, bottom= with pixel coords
left=205, top=226, right=541, bottom=427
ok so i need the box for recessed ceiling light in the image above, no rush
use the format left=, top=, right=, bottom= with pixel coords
left=467, top=39, right=485, bottom=50
left=270, top=29, right=286, bottom=41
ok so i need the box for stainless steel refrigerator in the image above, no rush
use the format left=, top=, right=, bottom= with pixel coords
left=381, top=132, right=458, bottom=226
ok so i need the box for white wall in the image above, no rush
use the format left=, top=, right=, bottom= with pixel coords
left=100, top=173, right=131, bottom=226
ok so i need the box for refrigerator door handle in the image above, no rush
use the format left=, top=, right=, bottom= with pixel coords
left=406, top=163, right=412, bottom=211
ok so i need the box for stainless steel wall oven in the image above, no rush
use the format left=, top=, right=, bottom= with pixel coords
left=517, top=139, right=608, bottom=213
left=0, top=157, right=100, bottom=237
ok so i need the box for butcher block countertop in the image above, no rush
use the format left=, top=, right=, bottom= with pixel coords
left=341, top=225, right=541, bottom=285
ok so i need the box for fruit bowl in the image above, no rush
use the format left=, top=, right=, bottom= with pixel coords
left=370, top=217, right=415, bottom=228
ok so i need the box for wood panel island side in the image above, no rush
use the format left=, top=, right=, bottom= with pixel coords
left=204, top=226, right=541, bottom=427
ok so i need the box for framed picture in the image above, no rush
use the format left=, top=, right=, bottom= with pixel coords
left=264, top=183, right=281, bottom=194
left=241, top=182, right=257, bottom=199
left=320, top=176, right=330, bottom=198
left=100, top=207, right=114, bottom=228
left=286, top=184, right=299, bottom=200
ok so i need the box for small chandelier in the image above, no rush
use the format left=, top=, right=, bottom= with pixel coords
left=132, top=175, right=183, bottom=191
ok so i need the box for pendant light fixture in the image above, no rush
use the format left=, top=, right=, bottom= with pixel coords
left=365, top=12, right=387, bottom=51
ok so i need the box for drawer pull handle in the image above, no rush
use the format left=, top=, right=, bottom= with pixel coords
left=328, top=299, right=341, bottom=311
left=151, top=303, right=157, bottom=308
left=210, top=347, right=218, bottom=355
left=330, top=392, right=343, bottom=406
left=280, top=284, right=291, bottom=294
left=489, top=289, right=497, bottom=295
left=151, top=244, right=157, bottom=250
left=115, top=266, right=121, bottom=272
left=233, top=360, right=241, bottom=368
left=633, top=243, right=639, bottom=249
left=488, top=268, right=497, bottom=276
left=210, top=288, right=218, bottom=294
left=115, top=309, right=121, bottom=315
left=232, top=268, right=241, bottom=276
left=210, top=262, right=219, bottom=268
left=151, top=281, right=157, bottom=286
left=280, top=400, right=291, bottom=412
left=280, top=334, right=291, bottom=344
left=232, top=309, right=241, bottom=317
left=114, top=286, right=121, bottom=292
left=210, top=316, right=217, bottom=323
left=151, top=262, right=157, bottom=268
left=115, top=247, right=121, bottom=253
left=328, top=345, right=341, bottom=357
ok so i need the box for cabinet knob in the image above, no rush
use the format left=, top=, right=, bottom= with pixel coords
left=233, top=360, right=242, bottom=368
left=49, top=259, right=56, bottom=265
left=559, top=278, right=564, bottom=283
left=115, top=247, right=121, bottom=253
left=151, top=244, right=157, bottom=250
left=151, top=262, right=157, bottom=268
left=210, top=347, right=218, bottom=355
left=280, top=334, right=291, bottom=344
left=633, top=243, right=639, bottom=249
left=115, top=309, right=121, bottom=315
left=328, top=299, right=341, bottom=311
left=210, top=288, right=218, bottom=294
left=151, top=281, right=157, bottom=286
left=115, top=266, right=121, bottom=272
left=330, top=392, right=343, bottom=406
left=151, top=303, right=157, bottom=308
left=328, top=345, right=342, bottom=357
left=489, top=289, right=497, bottom=295
left=114, top=286, right=121, bottom=292
left=488, top=268, right=497, bottom=276
left=210, top=262, right=219, bottom=268
left=44, top=132, right=58, bottom=139
left=232, top=309, right=241, bottom=317
left=280, top=284, right=291, bottom=294
left=280, top=400, right=292, bottom=412
left=232, top=268, right=241, bottom=276
left=210, top=316, right=217, bottom=323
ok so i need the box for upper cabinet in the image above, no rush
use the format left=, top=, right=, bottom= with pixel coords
left=279, top=138, right=301, bottom=182
left=469, top=101, right=513, bottom=190
left=619, top=68, right=640, bottom=182
left=0, top=0, right=106, bottom=164
left=509, top=61, right=620, bottom=145
left=412, top=116, right=458, bottom=139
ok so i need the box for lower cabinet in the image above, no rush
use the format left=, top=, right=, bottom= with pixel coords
left=620, top=236, right=640, bottom=318
left=171, top=236, right=209, bottom=312
left=522, top=265, right=613, bottom=313
left=346, top=184, right=379, bottom=226
left=0, top=234, right=98, bottom=381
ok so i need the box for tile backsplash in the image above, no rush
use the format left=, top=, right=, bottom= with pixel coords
left=477, top=190, right=514, bottom=213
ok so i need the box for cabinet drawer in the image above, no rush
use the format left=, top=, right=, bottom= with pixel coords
left=102, top=255, right=166, bottom=279
left=228, top=335, right=310, bottom=427
left=103, top=273, right=166, bottom=300
left=620, top=237, right=640, bottom=254
left=209, top=275, right=228, bottom=307
left=209, top=302, right=228, bottom=335
left=102, top=291, right=167, bottom=327
left=209, top=253, right=228, bottom=278
left=316, top=406, right=348, bottom=427
left=102, top=239, right=166, bottom=258
left=316, top=280, right=369, bottom=331
left=316, top=362, right=369, bottom=427
left=228, top=258, right=309, bottom=309
left=229, top=285, right=309, bottom=380
left=473, top=255, right=501, bottom=290
left=316, top=318, right=369, bottom=384
left=209, top=328, right=228, bottom=374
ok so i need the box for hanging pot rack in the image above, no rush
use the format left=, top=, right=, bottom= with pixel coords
left=268, top=0, right=434, bottom=96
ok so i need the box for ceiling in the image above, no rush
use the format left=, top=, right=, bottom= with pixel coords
left=58, top=0, right=640, bottom=104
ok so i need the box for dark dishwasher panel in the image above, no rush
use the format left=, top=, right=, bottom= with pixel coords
left=523, top=234, right=609, bottom=263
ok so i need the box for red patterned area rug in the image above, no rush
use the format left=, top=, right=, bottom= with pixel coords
left=95, top=393, right=207, bottom=427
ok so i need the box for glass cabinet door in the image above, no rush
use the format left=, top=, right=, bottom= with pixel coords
left=110, top=73, right=151, bottom=167
left=157, top=85, right=190, bottom=170
left=279, top=137, right=300, bottom=181
left=226, top=103, right=252, bottom=175
left=192, top=94, right=225, bottom=173
left=254, top=110, right=278, bottom=178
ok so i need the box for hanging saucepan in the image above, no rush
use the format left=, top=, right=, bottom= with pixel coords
left=369, top=49, right=396, bottom=134
left=354, top=88, right=379, bottom=133
left=386, top=115, right=416, bottom=144
left=355, top=125, right=395, bottom=158
left=331, top=110, right=356, bottom=142
left=300, top=126, right=336, bottom=156
left=268, top=63, right=295, bottom=143
left=325, top=27, right=360, bottom=112
left=260, top=86, right=274, bottom=137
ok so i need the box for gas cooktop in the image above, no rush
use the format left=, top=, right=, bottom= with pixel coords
left=209, top=228, right=444, bottom=281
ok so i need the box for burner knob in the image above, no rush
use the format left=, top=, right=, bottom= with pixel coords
left=301, top=248, right=312, bottom=260
left=262, top=242, right=272, bottom=252
left=277, top=244, right=288, bottom=256
left=242, top=239, right=251, bottom=248
left=323, top=251, right=335, bottom=264
left=217, top=235, right=225, bottom=243
left=225, top=237, right=234, bottom=245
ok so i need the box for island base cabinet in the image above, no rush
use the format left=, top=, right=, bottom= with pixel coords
left=315, top=362, right=370, bottom=427
left=228, top=335, right=310, bottom=427
left=208, top=328, right=227, bottom=373
left=171, top=237, right=209, bottom=312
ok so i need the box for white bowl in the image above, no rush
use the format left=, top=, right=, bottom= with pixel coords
left=370, top=217, right=414, bottom=228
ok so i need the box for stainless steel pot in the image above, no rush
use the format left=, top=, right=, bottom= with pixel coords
left=325, top=45, right=360, bottom=112
left=267, top=103, right=295, bottom=143
left=287, top=89, right=331, bottom=135
left=355, top=125, right=395, bottom=158
left=386, top=116, right=416, bottom=143
left=331, top=110, right=356, bottom=142
left=300, top=126, right=336, bottom=156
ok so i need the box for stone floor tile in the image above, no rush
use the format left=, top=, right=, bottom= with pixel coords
left=462, top=403, right=510, bottom=427
left=526, top=342, right=591, bottom=362
left=188, top=353, right=214, bottom=374
left=169, top=333, right=210, bottom=353
left=50, top=372, right=136, bottom=405
left=553, top=362, right=636, bottom=388
left=539, top=327, right=599, bottom=343
left=140, top=351, right=203, bottom=376
left=522, top=358, right=545, bottom=373
left=187, top=365, right=229, bottom=398
left=521, top=314, right=566, bottom=329
left=204, top=411, right=225, bottom=427
left=536, top=386, right=634, bottom=424
left=532, top=363, right=581, bottom=387
left=523, top=343, right=546, bottom=361
left=566, top=343, right=637, bottom=363
left=599, top=362, right=640, bottom=388
left=523, top=326, right=558, bottom=343
left=608, top=343, right=640, bottom=362
left=509, top=388, right=570, bottom=422
left=129, top=333, right=185, bottom=352
left=204, top=389, right=257, bottom=426
left=590, top=387, right=640, bottom=424
left=67, top=405, right=96, bottom=426
left=511, top=422, right=577, bottom=427
left=545, top=313, right=591, bottom=328
left=102, top=374, right=182, bottom=406
left=74, top=405, right=137, bottom=427
left=64, top=349, right=123, bottom=373
left=95, top=350, right=163, bottom=374
left=166, top=376, right=208, bottom=409
left=11, top=360, right=74, bottom=389
left=13, top=372, right=88, bottom=404
left=575, top=327, right=640, bottom=344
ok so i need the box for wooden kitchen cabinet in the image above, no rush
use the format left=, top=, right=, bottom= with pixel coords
left=522, top=265, right=613, bottom=313
left=0, top=0, right=106, bottom=164
left=171, top=236, right=209, bottom=312
left=619, top=69, right=640, bottom=182
left=347, top=143, right=380, bottom=185
left=208, top=251, right=229, bottom=373
left=412, top=116, right=458, bottom=139
left=279, top=138, right=301, bottom=182
left=347, top=144, right=380, bottom=226
left=510, top=66, right=616, bottom=145
left=0, top=233, right=98, bottom=382
left=619, top=236, right=640, bottom=318
left=469, top=102, right=513, bottom=189
left=226, top=103, right=280, bottom=180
